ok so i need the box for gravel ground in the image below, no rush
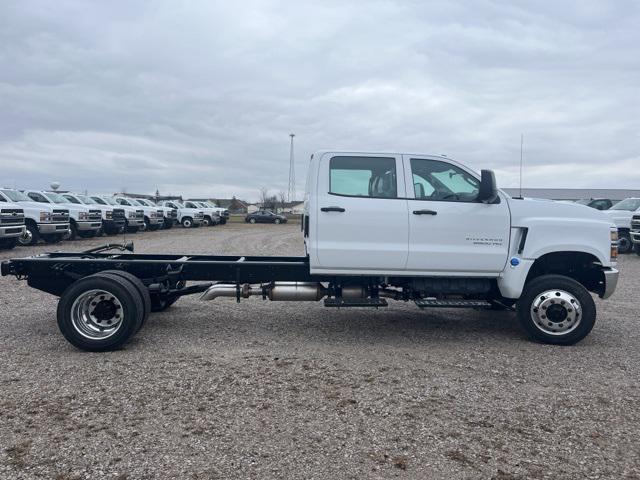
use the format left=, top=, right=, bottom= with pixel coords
left=1, top=224, right=639, bottom=479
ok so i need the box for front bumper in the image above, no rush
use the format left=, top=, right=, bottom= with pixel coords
left=0, top=225, right=25, bottom=238
left=103, top=219, right=126, bottom=229
left=77, top=221, right=102, bottom=231
left=127, top=218, right=145, bottom=227
left=630, top=230, right=640, bottom=245
left=600, top=268, right=619, bottom=299
left=38, top=222, right=71, bottom=234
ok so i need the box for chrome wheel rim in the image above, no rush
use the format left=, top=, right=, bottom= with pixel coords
left=70, top=289, right=124, bottom=340
left=530, top=289, right=582, bottom=335
left=19, top=229, right=33, bottom=245
left=183, top=219, right=192, bottom=227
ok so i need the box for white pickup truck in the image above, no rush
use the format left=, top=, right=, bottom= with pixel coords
left=0, top=197, right=25, bottom=250
left=25, top=190, right=102, bottom=240
left=62, top=193, right=126, bottom=235
left=134, top=199, right=177, bottom=229
left=158, top=200, right=204, bottom=228
left=184, top=201, right=219, bottom=226
left=1, top=151, right=619, bottom=351
left=113, top=197, right=163, bottom=231
left=0, top=188, right=70, bottom=245
left=90, top=196, right=145, bottom=233
left=604, top=198, right=640, bottom=254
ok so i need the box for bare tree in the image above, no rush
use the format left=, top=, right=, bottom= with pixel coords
left=278, top=190, right=287, bottom=213
left=259, top=187, right=269, bottom=208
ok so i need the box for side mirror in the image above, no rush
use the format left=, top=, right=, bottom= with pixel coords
left=478, top=170, right=498, bottom=204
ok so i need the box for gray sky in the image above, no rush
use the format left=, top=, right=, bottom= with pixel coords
left=1, top=0, right=639, bottom=201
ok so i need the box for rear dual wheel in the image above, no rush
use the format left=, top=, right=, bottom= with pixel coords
left=57, top=271, right=150, bottom=351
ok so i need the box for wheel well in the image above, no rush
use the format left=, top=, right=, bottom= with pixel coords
left=526, top=252, right=605, bottom=295
left=25, top=218, right=37, bottom=228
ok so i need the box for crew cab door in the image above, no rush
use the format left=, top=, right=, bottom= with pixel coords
left=403, top=156, right=510, bottom=274
left=314, top=153, right=408, bottom=272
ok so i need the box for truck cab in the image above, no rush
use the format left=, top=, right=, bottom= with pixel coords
left=0, top=188, right=70, bottom=245
left=62, top=193, right=126, bottom=235
left=205, top=202, right=229, bottom=224
left=113, top=197, right=163, bottom=231
left=90, top=196, right=145, bottom=233
left=25, top=190, right=102, bottom=240
left=0, top=195, right=25, bottom=249
left=184, top=201, right=219, bottom=226
left=604, top=198, right=640, bottom=253
left=158, top=201, right=204, bottom=228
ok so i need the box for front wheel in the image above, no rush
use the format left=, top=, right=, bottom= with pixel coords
left=517, top=274, right=596, bottom=345
left=202, top=217, right=211, bottom=227
left=618, top=232, right=632, bottom=254
left=181, top=217, right=193, bottom=228
left=274, top=218, right=281, bottom=224
left=249, top=218, right=256, bottom=224
left=19, top=223, right=39, bottom=246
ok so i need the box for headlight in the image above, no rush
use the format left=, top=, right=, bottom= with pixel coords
left=611, top=229, right=618, bottom=261
left=78, top=212, right=89, bottom=220
left=106, top=211, right=113, bottom=219
left=40, top=211, right=51, bottom=222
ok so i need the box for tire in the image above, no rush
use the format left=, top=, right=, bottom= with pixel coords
left=249, top=218, right=256, bottom=224
left=220, top=218, right=227, bottom=225
left=517, top=274, right=596, bottom=345
left=202, top=216, right=212, bottom=227
left=140, top=219, right=149, bottom=232
left=0, top=237, right=18, bottom=249
left=182, top=217, right=193, bottom=228
left=19, top=223, right=39, bottom=246
left=164, top=219, right=173, bottom=229
left=64, top=222, right=78, bottom=241
left=97, top=270, right=151, bottom=333
left=618, top=232, right=632, bottom=254
left=635, top=243, right=640, bottom=256
left=57, top=274, right=144, bottom=351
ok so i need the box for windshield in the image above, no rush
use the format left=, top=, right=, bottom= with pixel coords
left=575, top=199, right=590, bottom=205
left=1, top=189, right=31, bottom=202
left=100, top=197, right=119, bottom=206
left=136, top=199, right=151, bottom=206
left=45, top=192, right=70, bottom=204
left=125, top=199, right=142, bottom=206
left=79, top=195, right=97, bottom=204
left=611, top=199, right=640, bottom=211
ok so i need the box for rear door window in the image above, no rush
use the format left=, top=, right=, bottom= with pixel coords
left=329, top=156, right=397, bottom=198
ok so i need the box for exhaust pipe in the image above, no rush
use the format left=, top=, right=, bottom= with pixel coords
left=199, top=282, right=327, bottom=302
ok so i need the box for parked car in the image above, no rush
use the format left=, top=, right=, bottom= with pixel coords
left=575, top=198, right=613, bottom=210
left=90, top=196, right=145, bottom=233
left=245, top=210, right=287, bottom=224
left=63, top=193, right=126, bottom=235
left=134, top=199, right=177, bottom=229
left=158, top=200, right=204, bottom=228
left=113, top=197, right=163, bottom=231
left=184, top=201, right=220, bottom=226
left=0, top=189, right=70, bottom=245
left=604, top=198, right=640, bottom=254
left=25, top=190, right=102, bottom=240
left=0, top=195, right=25, bottom=249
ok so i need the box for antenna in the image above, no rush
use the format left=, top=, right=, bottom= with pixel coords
left=519, top=133, right=524, bottom=199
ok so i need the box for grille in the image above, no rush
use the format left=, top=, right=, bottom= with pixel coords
left=135, top=209, right=144, bottom=219
left=632, top=215, right=640, bottom=229
left=89, top=209, right=102, bottom=221
left=195, top=212, right=204, bottom=219
left=0, top=208, right=24, bottom=225
left=156, top=210, right=164, bottom=217
left=170, top=210, right=178, bottom=218
left=52, top=209, right=70, bottom=223
left=112, top=208, right=125, bottom=220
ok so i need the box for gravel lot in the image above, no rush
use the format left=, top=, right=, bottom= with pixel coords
left=1, top=224, right=639, bottom=479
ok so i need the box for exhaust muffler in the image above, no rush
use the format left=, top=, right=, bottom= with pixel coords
left=199, top=282, right=327, bottom=302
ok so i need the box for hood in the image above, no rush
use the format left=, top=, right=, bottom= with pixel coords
left=603, top=209, right=635, bottom=229
left=56, top=202, right=90, bottom=212
left=15, top=200, right=57, bottom=212
left=507, top=196, right=615, bottom=228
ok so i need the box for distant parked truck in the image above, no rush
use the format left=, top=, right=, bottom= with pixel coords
left=0, top=188, right=70, bottom=245
left=158, top=200, right=204, bottom=228
left=25, top=190, right=101, bottom=240
left=184, top=201, right=219, bottom=226
left=134, top=199, right=177, bottom=229
left=0, top=196, right=25, bottom=250
left=62, top=193, right=126, bottom=235
left=604, top=198, right=640, bottom=254
left=575, top=198, right=613, bottom=210
left=187, top=200, right=229, bottom=224
left=90, top=196, right=145, bottom=233
left=113, top=197, right=163, bottom=231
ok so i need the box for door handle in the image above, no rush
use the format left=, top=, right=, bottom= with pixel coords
left=413, top=209, right=437, bottom=215
left=321, top=206, right=346, bottom=212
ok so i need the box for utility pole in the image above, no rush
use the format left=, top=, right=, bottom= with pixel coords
left=287, top=133, right=296, bottom=202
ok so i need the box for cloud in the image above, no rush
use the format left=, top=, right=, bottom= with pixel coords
left=0, top=0, right=638, bottom=200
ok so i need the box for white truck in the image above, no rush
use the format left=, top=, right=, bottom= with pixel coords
left=1, top=151, right=619, bottom=351
left=604, top=198, right=640, bottom=254
left=0, top=197, right=25, bottom=250
left=113, top=197, right=164, bottom=231
left=62, top=193, right=126, bottom=235
left=25, top=190, right=102, bottom=240
left=90, top=196, right=145, bottom=233
left=630, top=213, right=640, bottom=255
left=158, top=200, right=204, bottom=228
left=134, top=198, right=177, bottom=229
left=184, top=201, right=220, bottom=226
left=0, top=188, right=70, bottom=245
left=187, top=200, right=229, bottom=225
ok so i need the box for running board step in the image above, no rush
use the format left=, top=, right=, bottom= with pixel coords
left=415, top=299, right=492, bottom=309
left=324, top=298, right=388, bottom=308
